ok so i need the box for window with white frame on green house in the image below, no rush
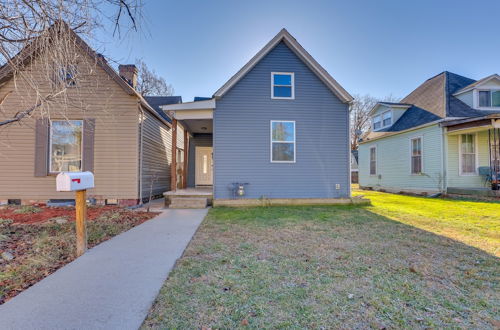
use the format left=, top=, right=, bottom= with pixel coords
left=460, top=134, right=476, bottom=175
left=369, top=146, right=377, bottom=175
left=410, top=137, right=422, bottom=174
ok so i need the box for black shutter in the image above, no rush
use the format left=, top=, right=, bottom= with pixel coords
left=82, top=118, right=95, bottom=172
left=34, top=118, right=49, bottom=177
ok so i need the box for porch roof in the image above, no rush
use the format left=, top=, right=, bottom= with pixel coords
left=160, top=99, right=215, bottom=134
left=441, top=114, right=500, bottom=134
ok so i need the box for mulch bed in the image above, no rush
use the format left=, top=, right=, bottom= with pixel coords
left=0, top=205, right=124, bottom=225
left=0, top=205, right=158, bottom=304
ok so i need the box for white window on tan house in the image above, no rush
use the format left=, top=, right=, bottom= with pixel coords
left=410, top=137, right=423, bottom=174
left=369, top=146, right=377, bottom=175
left=271, top=121, right=295, bottom=162
left=54, top=64, right=78, bottom=88
left=271, top=72, right=294, bottom=99
left=50, top=120, right=83, bottom=172
left=459, top=134, right=477, bottom=175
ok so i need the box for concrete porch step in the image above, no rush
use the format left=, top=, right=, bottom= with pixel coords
left=169, top=197, right=208, bottom=209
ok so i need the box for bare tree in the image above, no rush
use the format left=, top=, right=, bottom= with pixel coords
left=0, top=0, right=143, bottom=127
left=135, top=59, right=174, bottom=96
left=350, top=94, right=399, bottom=150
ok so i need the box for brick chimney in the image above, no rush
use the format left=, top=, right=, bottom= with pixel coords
left=119, top=64, right=138, bottom=89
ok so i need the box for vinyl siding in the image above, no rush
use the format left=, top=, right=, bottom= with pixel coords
left=456, top=91, right=473, bottom=107
left=372, top=105, right=406, bottom=130
left=187, top=134, right=213, bottom=188
left=213, top=41, right=350, bottom=199
left=447, top=130, right=490, bottom=188
left=139, top=109, right=172, bottom=200
left=359, top=124, right=443, bottom=192
left=0, top=49, right=139, bottom=201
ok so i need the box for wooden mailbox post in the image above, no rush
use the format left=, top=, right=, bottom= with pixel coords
left=56, top=172, right=94, bottom=256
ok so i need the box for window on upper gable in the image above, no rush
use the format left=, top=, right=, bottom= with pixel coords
left=54, top=64, right=78, bottom=88
left=478, top=90, right=500, bottom=107
left=373, top=115, right=382, bottom=130
left=271, top=72, right=294, bottom=99
left=382, top=111, right=392, bottom=127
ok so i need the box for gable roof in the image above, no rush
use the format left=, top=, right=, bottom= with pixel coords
left=369, top=102, right=412, bottom=116
left=0, top=21, right=172, bottom=127
left=453, top=74, right=500, bottom=95
left=213, top=28, right=353, bottom=103
left=144, top=96, right=182, bottom=123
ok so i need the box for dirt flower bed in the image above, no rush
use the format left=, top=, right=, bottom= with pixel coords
left=0, top=205, right=158, bottom=304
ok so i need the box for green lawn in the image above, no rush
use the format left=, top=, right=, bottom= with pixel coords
left=143, top=190, right=500, bottom=329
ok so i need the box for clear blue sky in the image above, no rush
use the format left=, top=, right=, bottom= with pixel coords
left=96, top=0, right=500, bottom=102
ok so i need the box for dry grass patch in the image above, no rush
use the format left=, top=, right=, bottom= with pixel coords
left=144, top=201, right=499, bottom=329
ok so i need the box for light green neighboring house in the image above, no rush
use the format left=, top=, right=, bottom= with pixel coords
left=359, top=72, right=500, bottom=197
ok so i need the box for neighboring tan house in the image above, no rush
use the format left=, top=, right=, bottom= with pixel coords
left=359, top=71, right=500, bottom=197
left=0, top=23, right=182, bottom=206
left=162, top=29, right=354, bottom=207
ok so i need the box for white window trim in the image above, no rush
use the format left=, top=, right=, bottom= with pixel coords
left=270, top=120, right=296, bottom=163
left=409, top=136, right=424, bottom=175
left=271, top=72, right=295, bottom=100
left=369, top=145, right=377, bottom=176
left=473, top=88, right=500, bottom=110
left=458, top=133, right=479, bottom=176
left=372, top=110, right=392, bottom=131
left=382, top=110, right=392, bottom=127
left=49, top=119, right=83, bottom=173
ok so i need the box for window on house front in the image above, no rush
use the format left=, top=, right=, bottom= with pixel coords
left=460, top=134, right=476, bottom=175
left=271, top=121, right=295, bottom=162
left=382, top=111, right=392, bottom=127
left=478, top=90, right=500, bottom=107
left=410, top=137, right=423, bottom=174
left=369, top=146, right=377, bottom=175
left=50, top=120, right=83, bottom=172
left=373, top=115, right=382, bottom=130
left=271, top=72, right=294, bottom=99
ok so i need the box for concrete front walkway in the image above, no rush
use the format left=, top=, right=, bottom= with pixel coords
left=0, top=208, right=208, bottom=330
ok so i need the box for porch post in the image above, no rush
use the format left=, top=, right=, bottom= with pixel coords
left=171, top=118, right=177, bottom=191
left=183, top=129, right=188, bottom=188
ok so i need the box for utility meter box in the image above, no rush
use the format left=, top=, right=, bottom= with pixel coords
left=56, top=172, right=94, bottom=192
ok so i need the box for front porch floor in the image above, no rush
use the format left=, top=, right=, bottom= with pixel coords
left=164, top=187, right=213, bottom=208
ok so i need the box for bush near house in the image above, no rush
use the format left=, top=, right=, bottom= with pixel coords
left=0, top=205, right=158, bottom=304
left=143, top=190, right=499, bottom=329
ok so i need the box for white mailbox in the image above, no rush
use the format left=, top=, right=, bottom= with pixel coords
left=56, top=172, right=94, bottom=192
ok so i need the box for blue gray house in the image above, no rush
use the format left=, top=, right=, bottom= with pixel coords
left=161, top=29, right=354, bottom=207
left=359, top=71, right=500, bottom=197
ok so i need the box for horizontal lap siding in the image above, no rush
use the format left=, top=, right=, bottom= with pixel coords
left=214, top=42, right=350, bottom=199
left=358, top=124, right=443, bottom=191
left=447, top=130, right=489, bottom=188
left=140, top=111, right=172, bottom=199
left=0, top=52, right=139, bottom=201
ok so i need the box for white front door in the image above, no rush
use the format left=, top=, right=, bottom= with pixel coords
left=195, top=147, right=213, bottom=185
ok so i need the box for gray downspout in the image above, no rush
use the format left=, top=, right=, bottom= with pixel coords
left=138, top=103, right=144, bottom=204
left=441, top=126, right=447, bottom=193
